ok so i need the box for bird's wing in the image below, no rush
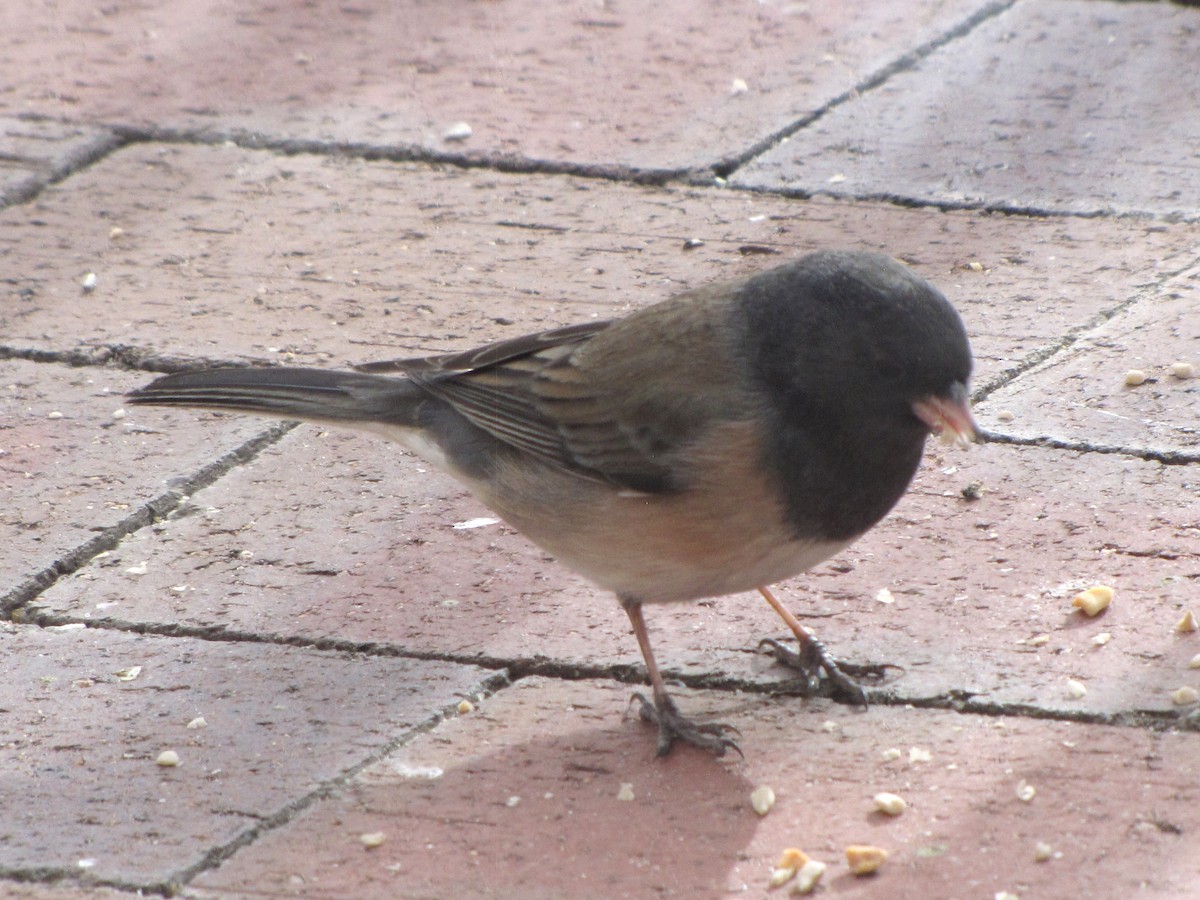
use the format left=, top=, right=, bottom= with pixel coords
left=356, top=290, right=750, bottom=493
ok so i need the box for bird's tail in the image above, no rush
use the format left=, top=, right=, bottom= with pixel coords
left=126, top=367, right=423, bottom=426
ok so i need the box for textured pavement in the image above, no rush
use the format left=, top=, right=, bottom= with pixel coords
left=2, top=2, right=1199, bottom=899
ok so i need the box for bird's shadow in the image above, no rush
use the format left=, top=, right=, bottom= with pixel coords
left=202, top=705, right=762, bottom=898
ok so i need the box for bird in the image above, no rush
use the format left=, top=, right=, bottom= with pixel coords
left=127, top=249, right=977, bottom=757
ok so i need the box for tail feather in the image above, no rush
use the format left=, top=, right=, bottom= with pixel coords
left=127, top=367, right=423, bottom=426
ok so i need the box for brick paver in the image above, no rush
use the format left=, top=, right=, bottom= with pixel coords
left=734, top=0, right=1200, bottom=218
left=1, top=1, right=1197, bottom=898
left=191, top=678, right=1200, bottom=899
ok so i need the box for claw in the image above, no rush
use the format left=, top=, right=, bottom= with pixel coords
left=758, top=637, right=870, bottom=706
left=631, top=692, right=743, bottom=758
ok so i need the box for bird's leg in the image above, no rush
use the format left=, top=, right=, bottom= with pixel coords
left=622, top=598, right=740, bottom=757
left=756, top=585, right=869, bottom=706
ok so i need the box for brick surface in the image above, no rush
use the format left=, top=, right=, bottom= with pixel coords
left=35, top=425, right=1200, bottom=721
left=0, top=888, right=132, bottom=900
left=3, top=143, right=1194, bottom=377
left=977, top=267, right=1200, bottom=452
left=0, top=117, right=119, bottom=208
left=0, top=622, right=493, bottom=886
left=0, top=359, right=266, bottom=606
left=734, top=0, right=1200, bottom=218
left=1, top=0, right=996, bottom=173
left=192, top=677, right=1200, bottom=899
left=1, top=0, right=1199, bottom=896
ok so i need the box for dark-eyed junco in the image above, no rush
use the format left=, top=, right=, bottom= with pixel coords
left=128, top=249, right=977, bottom=756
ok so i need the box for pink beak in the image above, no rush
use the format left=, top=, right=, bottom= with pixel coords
left=912, top=384, right=978, bottom=449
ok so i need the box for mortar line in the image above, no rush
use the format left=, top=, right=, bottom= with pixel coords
left=108, top=122, right=683, bottom=187
left=705, top=0, right=1018, bottom=180
left=105, top=117, right=1193, bottom=223
left=969, top=256, right=1197, bottom=402
left=0, top=117, right=129, bottom=211
left=0, top=422, right=295, bottom=615
left=15, top=609, right=1196, bottom=738
left=0, top=669, right=510, bottom=898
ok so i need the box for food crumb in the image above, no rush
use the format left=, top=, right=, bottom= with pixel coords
left=791, top=858, right=827, bottom=894
left=1170, top=686, right=1198, bottom=706
left=873, top=792, right=906, bottom=816
left=1124, top=369, right=1147, bottom=386
left=845, top=844, right=888, bottom=875
left=768, top=848, right=809, bottom=888
left=750, top=785, right=776, bottom=816
left=156, top=750, right=181, bottom=768
left=1072, top=585, right=1114, bottom=617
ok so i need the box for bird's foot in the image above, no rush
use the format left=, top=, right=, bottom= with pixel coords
left=757, top=637, right=876, bottom=706
left=631, top=692, right=742, bottom=758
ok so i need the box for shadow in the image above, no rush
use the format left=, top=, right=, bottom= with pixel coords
left=344, top=720, right=758, bottom=898
left=195, top=684, right=761, bottom=899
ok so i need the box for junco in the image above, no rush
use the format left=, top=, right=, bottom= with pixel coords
left=128, top=249, right=977, bottom=756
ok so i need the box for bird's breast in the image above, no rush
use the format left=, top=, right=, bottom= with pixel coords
left=467, top=420, right=852, bottom=604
